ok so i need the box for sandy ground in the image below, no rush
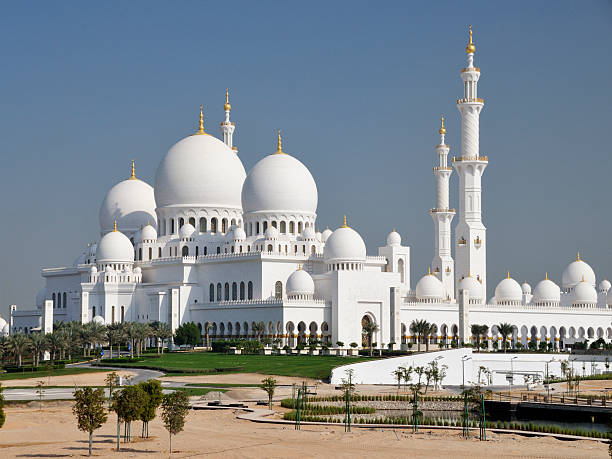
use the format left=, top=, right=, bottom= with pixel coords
left=1, top=370, right=135, bottom=387
left=0, top=401, right=607, bottom=458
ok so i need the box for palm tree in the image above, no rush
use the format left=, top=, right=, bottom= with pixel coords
left=410, top=319, right=430, bottom=352
left=8, top=333, right=31, bottom=367
left=425, top=323, right=438, bottom=352
left=252, top=321, right=265, bottom=342
left=156, top=322, right=172, bottom=354
left=46, top=330, right=63, bottom=362
left=124, top=322, right=138, bottom=358
left=497, top=323, right=514, bottom=353
left=30, top=332, right=48, bottom=366
left=204, top=322, right=212, bottom=349
left=471, top=324, right=489, bottom=352
left=362, top=321, right=380, bottom=356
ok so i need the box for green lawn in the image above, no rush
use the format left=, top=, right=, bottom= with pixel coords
left=173, top=387, right=228, bottom=397
left=0, top=367, right=105, bottom=382
left=104, top=352, right=366, bottom=379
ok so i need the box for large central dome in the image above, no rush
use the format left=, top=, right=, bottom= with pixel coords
left=155, top=134, right=246, bottom=209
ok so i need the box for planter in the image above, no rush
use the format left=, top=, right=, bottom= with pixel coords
left=259, top=348, right=272, bottom=355
left=321, top=348, right=331, bottom=356
left=298, top=349, right=309, bottom=355
left=228, top=347, right=242, bottom=355
left=308, top=349, right=320, bottom=356
left=347, top=348, right=359, bottom=356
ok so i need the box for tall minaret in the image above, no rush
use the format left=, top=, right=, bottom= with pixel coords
left=430, top=115, right=455, bottom=300
left=453, top=25, right=488, bottom=300
left=220, top=88, right=236, bottom=151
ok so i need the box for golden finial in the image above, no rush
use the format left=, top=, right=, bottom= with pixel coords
left=439, top=114, right=446, bottom=135
left=129, top=159, right=136, bottom=179
left=341, top=215, right=348, bottom=228
left=577, top=251, right=581, bottom=261
left=275, top=129, right=284, bottom=154
left=195, top=105, right=206, bottom=135
left=298, top=264, right=302, bottom=271
left=545, top=272, right=548, bottom=280
left=224, top=89, right=231, bottom=111
left=113, top=220, right=118, bottom=232
left=428, top=267, right=431, bottom=275
left=507, top=271, right=510, bottom=279
left=581, top=274, right=585, bottom=282
left=468, top=270, right=472, bottom=277
left=466, top=25, right=476, bottom=54
left=386, top=264, right=389, bottom=272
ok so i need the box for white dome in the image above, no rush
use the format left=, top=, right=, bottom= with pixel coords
left=179, top=223, right=196, bottom=240
left=155, top=134, right=246, bottom=209
left=562, top=256, right=596, bottom=290
left=134, top=266, right=142, bottom=275
left=386, top=230, right=401, bottom=247
left=92, top=315, right=105, bottom=325
left=105, top=265, right=114, bottom=273
left=97, top=230, right=134, bottom=263
left=315, top=231, right=322, bottom=242
left=302, top=226, right=316, bottom=241
left=458, top=276, right=483, bottom=300
left=231, top=226, right=246, bottom=241
left=415, top=273, right=444, bottom=301
left=36, top=287, right=47, bottom=307
left=495, top=275, right=523, bottom=303
left=321, top=227, right=332, bottom=242
left=521, top=282, right=531, bottom=295
left=532, top=278, right=561, bottom=304
left=264, top=226, right=279, bottom=240
left=242, top=151, right=317, bottom=215
left=598, top=279, right=611, bottom=293
left=324, top=226, right=366, bottom=262
left=286, top=268, right=315, bottom=297
left=90, top=266, right=98, bottom=274
left=1, top=322, right=8, bottom=336
left=99, top=177, right=157, bottom=235
left=571, top=280, right=598, bottom=305
left=141, top=223, right=158, bottom=241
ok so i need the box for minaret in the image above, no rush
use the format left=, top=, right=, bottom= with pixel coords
left=453, top=25, right=488, bottom=299
left=220, top=89, right=236, bottom=151
left=430, top=115, right=455, bottom=300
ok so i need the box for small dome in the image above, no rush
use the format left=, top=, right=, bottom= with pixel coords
left=571, top=280, right=598, bottom=305
left=231, top=226, right=246, bottom=241
left=134, top=266, right=142, bottom=275
left=179, top=223, right=196, bottom=240
left=458, top=275, right=483, bottom=300
left=562, top=255, right=596, bottom=290
left=141, top=223, right=158, bottom=241
left=324, top=225, right=366, bottom=263
left=495, top=275, right=523, bottom=303
left=264, top=226, right=279, bottom=240
left=607, top=288, right=612, bottom=306
left=321, top=227, right=332, bottom=242
left=386, top=230, right=401, bottom=247
left=99, top=176, right=157, bottom=235
left=598, top=279, right=611, bottom=293
left=415, top=273, right=444, bottom=301
left=36, top=287, right=47, bottom=307
left=92, top=315, right=105, bottom=325
left=302, top=226, right=316, bottom=241
left=286, top=268, right=315, bottom=297
left=533, top=278, right=561, bottom=304
left=521, top=282, right=531, bottom=295
left=90, top=266, right=98, bottom=274
left=105, top=265, right=114, bottom=273
left=97, top=230, right=134, bottom=263
left=315, top=231, right=322, bottom=242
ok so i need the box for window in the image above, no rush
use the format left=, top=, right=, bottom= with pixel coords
left=52, top=293, right=56, bottom=308
left=57, top=292, right=62, bottom=308
left=267, top=244, right=273, bottom=252
left=224, top=283, right=230, bottom=300
left=195, top=246, right=199, bottom=257
left=121, top=306, right=125, bottom=323
left=256, top=222, right=260, bottom=234
left=222, top=218, right=227, bottom=233
left=170, top=218, right=175, bottom=233
left=189, top=217, right=195, bottom=227
left=204, top=246, right=208, bottom=255
left=182, top=246, right=189, bottom=257
left=216, top=246, right=221, bottom=254
left=179, top=217, right=185, bottom=227
left=199, top=217, right=207, bottom=232
left=298, top=222, right=303, bottom=233
left=280, top=221, right=286, bottom=233
left=275, top=281, right=282, bottom=300
left=232, top=282, right=237, bottom=300
left=289, top=221, right=295, bottom=233
left=148, top=247, right=152, bottom=260
left=248, top=281, right=253, bottom=300
left=231, top=218, right=236, bottom=226
left=211, top=218, right=218, bottom=233
left=209, top=283, right=215, bottom=302
left=112, top=306, right=115, bottom=324
left=271, top=221, right=277, bottom=229
left=139, top=248, right=142, bottom=260
left=92, top=306, right=96, bottom=317
left=63, top=292, right=67, bottom=308
left=158, top=247, right=162, bottom=258
left=311, top=245, right=316, bottom=254
left=216, top=283, right=222, bottom=301
left=240, top=281, right=245, bottom=300
left=263, top=221, right=268, bottom=232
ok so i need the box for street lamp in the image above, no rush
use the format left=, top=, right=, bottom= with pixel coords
left=546, top=358, right=556, bottom=400
left=510, top=356, right=518, bottom=397
left=461, top=355, right=472, bottom=389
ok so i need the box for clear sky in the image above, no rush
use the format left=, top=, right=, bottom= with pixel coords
left=1, top=1, right=611, bottom=318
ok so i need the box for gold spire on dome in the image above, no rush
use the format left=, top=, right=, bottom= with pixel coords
left=577, top=251, right=581, bottom=261
left=545, top=272, right=548, bottom=280
left=275, top=130, right=285, bottom=154
left=465, top=25, right=476, bottom=54
left=341, top=215, right=349, bottom=228
left=224, top=89, right=231, bottom=111
left=468, top=270, right=472, bottom=277
left=428, top=267, right=431, bottom=275
left=581, top=275, right=585, bottom=282
left=129, top=159, right=136, bottom=179
left=195, top=105, right=207, bottom=135
left=113, top=220, right=118, bottom=232
left=507, top=271, right=510, bottom=279
left=439, top=115, right=446, bottom=135
left=298, top=264, right=302, bottom=271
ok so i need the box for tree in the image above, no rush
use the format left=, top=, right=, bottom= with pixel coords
left=73, top=387, right=108, bottom=456
left=161, top=391, right=190, bottom=454
left=138, top=380, right=164, bottom=438
left=29, top=333, right=48, bottom=367
left=35, top=380, right=46, bottom=410
left=362, top=321, right=380, bottom=357
left=497, top=323, right=514, bottom=353
left=470, top=324, right=489, bottom=352
left=252, top=321, right=266, bottom=342
left=204, top=322, right=212, bottom=349
left=8, top=333, right=31, bottom=367
left=105, top=371, right=119, bottom=409
left=0, top=383, right=5, bottom=429
left=260, top=377, right=277, bottom=410
left=151, top=321, right=172, bottom=354
left=410, top=320, right=430, bottom=352
left=111, top=385, right=146, bottom=449
left=424, top=323, right=437, bottom=352
left=174, top=322, right=200, bottom=347
left=392, top=367, right=404, bottom=393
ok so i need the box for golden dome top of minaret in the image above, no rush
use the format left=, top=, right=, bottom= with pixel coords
left=465, top=25, right=476, bottom=54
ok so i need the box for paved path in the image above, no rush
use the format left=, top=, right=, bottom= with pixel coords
left=73, top=362, right=165, bottom=384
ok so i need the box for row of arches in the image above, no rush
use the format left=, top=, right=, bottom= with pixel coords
left=91, top=305, right=125, bottom=324
left=246, top=219, right=314, bottom=237
left=209, top=282, right=254, bottom=302
left=159, top=216, right=243, bottom=237
left=51, top=292, right=67, bottom=309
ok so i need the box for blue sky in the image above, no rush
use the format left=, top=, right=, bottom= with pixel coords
left=1, top=1, right=611, bottom=317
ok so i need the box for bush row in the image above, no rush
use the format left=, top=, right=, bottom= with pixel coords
left=2, top=363, right=65, bottom=372
left=307, top=394, right=462, bottom=403
left=280, top=400, right=375, bottom=414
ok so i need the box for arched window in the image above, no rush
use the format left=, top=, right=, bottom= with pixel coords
left=216, top=283, right=222, bottom=301
left=231, top=218, right=236, bottom=226
left=170, top=218, right=175, bottom=233
left=232, top=282, right=237, bottom=300
left=289, top=221, right=295, bottom=233
left=267, top=244, right=273, bottom=252
left=179, top=217, right=185, bottom=228
left=92, top=306, right=96, bottom=317
left=256, top=222, right=260, bottom=234
left=199, top=217, right=207, bottom=233
left=263, top=221, right=268, bottom=232
left=57, top=292, right=62, bottom=308
left=204, top=246, right=208, bottom=255
left=63, top=292, right=67, bottom=308
left=148, top=247, right=152, bottom=260
left=121, top=306, right=125, bottom=323
left=398, top=258, right=405, bottom=283
left=311, top=245, right=316, bottom=254
left=248, top=281, right=253, bottom=300
left=224, top=282, right=230, bottom=300
left=209, top=283, right=215, bottom=302
left=189, top=217, right=195, bottom=227
left=195, top=246, right=199, bottom=257
left=158, top=247, right=162, bottom=258
left=216, top=246, right=221, bottom=254
left=182, top=246, right=189, bottom=257
left=271, top=220, right=277, bottom=229
left=52, top=293, right=56, bottom=307
left=112, top=306, right=115, bottom=324
left=211, top=218, right=218, bottom=233
left=298, top=222, right=303, bottom=233
left=240, top=281, right=245, bottom=300
left=280, top=221, right=286, bottom=233
left=222, top=218, right=228, bottom=233
left=275, top=281, right=283, bottom=300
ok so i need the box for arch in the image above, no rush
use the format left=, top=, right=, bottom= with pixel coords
left=57, top=292, right=62, bottom=308
left=607, top=328, right=612, bottom=339
left=248, top=281, right=253, bottom=300
left=224, top=282, right=230, bottom=300
left=232, top=282, right=238, bottom=300
left=520, top=325, right=529, bottom=345
left=212, top=322, right=217, bottom=338
left=398, top=258, right=405, bottom=283
left=211, top=218, right=218, bottom=233
left=222, top=218, right=228, bottom=233
left=256, top=222, right=260, bottom=234
left=182, top=246, right=189, bottom=257
left=271, top=220, right=277, bottom=229
left=311, top=245, right=316, bottom=254
left=199, top=217, right=207, bottom=232
left=286, top=321, right=295, bottom=347
left=120, top=306, right=125, bottom=323
left=275, top=281, right=282, bottom=299
left=112, top=305, right=116, bottom=324
left=179, top=217, right=184, bottom=228
left=189, top=217, right=196, bottom=227
left=170, top=218, right=175, bottom=234
left=540, top=326, right=548, bottom=341
left=204, top=246, right=208, bottom=256
left=268, top=321, right=275, bottom=338
left=149, top=247, right=153, bottom=260
left=309, top=322, right=318, bottom=343
left=280, top=221, right=286, bottom=233
left=52, top=292, right=56, bottom=307
left=289, top=221, right=295, bottom=234
left=62, top=292, right=67, bottom=308
left=263, top=221, right=268, bottom=232
left=197, top=322, right=202, bottom=335
left=597, top=327, right=604, bottom=339
left=530, top=325, right=538, bottom=343
left=209, top=283, right=214, bottom=302
left=361, top=314, right=374, bottom=347
left=195, top=246, right=199, bottom=257
left=219, top=322, right=225, bottom=338
left=578, top=327, right=585, bottom=339
left=587, top=327, right=595, bottom=339
left=231, top=218, right=236, bottom=227
left=240, top=281, right=245, bottom=300
left=559, top=326, right=567, bottom=339
left=297, top=321, right=307, bottom=344
left=243, top=321, right=249, bottom=338
left=227, top=321, right=233, bottom=336
left=267, top=244, right=273, bottom=252
left=217, top=283, right=222, bottom=301
left=235, top=321, right=241, bottom=337
left=158, top=247, right=162, bottom=258
left=569, top=326, right=576, bottom=338
left=298, top=222, right=303, bottom=234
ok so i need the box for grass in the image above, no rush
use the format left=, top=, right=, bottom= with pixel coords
left=185, top=383, right=259, bottom=388
left=102, top=352, right=365, bottom=379
left=0, top=367, right=106, bottom=381
left=173, top=387, right=228, bottom=397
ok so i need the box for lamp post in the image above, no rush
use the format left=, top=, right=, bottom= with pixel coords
left=546, top=358, right=556, bottom=400
left=510, top=356, right=518, bottom=398
left=461, top=355, right=472, bottom=389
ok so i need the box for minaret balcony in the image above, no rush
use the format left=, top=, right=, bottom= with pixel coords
left=430, top=208, right=456, bottom=214
left=452, top=155, right=488, bottom=162
left=457, top=237, right=466, bottom=246
left=433, top=166, right=452, bottom=171
left=461, top=67, right=480, bottom=73
left=457, top=97, right=484, bottom=104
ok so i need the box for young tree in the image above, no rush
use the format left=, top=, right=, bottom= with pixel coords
left=138, top=380, right=164, bottom=438
left=260, top=377, right=277, bottom=410
left=392, top=367, right=404, bottom=393
left=362, top=321, right=380, bottom=357
left=252, top=321, right=266, bottom=342
left=105, top=371, right=119, bottom=410
left=35, top=380, right=46, bottom=410
left=161, top=391, right=190, bottom=454
left=111, top=385, right=146, bottom=449
left=73, top=387, right=108, bottom=456
left=0, top=383, right=5, bottom=429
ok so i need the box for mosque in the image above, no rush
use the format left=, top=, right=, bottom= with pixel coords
left=5, top=27, right=612, bottom=351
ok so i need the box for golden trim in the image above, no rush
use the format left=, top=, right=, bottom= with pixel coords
left=113, top=220, right=118, bottom=232
left=461, top=67, right=481, bottom=72
left=452, top=155, right=488, bottom=162
left=457, top=97, right=484, bottom=104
